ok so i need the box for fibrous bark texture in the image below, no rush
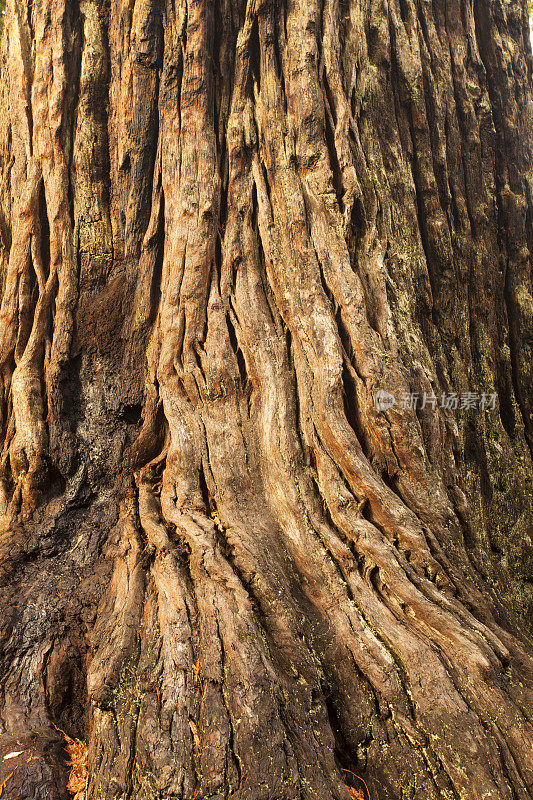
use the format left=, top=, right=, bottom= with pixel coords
left=0, top=0, right=532, bottom=798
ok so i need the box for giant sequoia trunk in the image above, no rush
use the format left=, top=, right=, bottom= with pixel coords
left=0, top=0, right=532, bottom=798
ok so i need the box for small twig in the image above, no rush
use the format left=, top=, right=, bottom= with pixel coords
left=0, top=772, right=14, bottom=798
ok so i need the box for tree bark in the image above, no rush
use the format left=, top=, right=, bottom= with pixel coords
left=0, top=0, right=532, bottom=798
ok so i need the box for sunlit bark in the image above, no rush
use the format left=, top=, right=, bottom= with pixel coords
left=0, top=1, right=532, bottom=798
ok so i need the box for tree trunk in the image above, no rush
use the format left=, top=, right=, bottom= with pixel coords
left=0, top=0, right=532, bottom=798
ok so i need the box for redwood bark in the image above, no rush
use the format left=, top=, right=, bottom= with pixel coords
left=0, top=1, right=532, bottom=799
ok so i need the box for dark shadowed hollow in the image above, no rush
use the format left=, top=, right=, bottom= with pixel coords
left=0, top=0, right=532, bottom=798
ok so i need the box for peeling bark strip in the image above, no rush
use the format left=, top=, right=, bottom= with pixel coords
left=0, top=0, right=532, bottom=798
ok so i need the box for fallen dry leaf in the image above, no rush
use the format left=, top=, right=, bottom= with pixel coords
left=345, top=786, right=365, bottom=800
left=52, top=724, right=88, bottom=800
left=64, top=736, right=88, bottom=800
left=189, top=719, right=202, bottom=750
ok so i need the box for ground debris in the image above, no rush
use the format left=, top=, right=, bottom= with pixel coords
left=54, top=725, right=88, bottom=800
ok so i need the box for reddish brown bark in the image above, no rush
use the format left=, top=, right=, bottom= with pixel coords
left=0, top=0, right=532, bottom=799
